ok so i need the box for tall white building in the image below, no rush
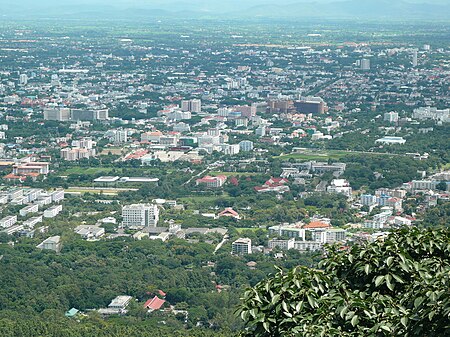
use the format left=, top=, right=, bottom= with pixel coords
left=181, top=99, right=201, bottom=113
left=361, top=58, right=371, bottom=71
left=384, top=111, right=399, bottom=123
left=19, top=74, right=28, bottom=85
left=232, top=238, right=252, bottom=255
left=113, top=130, right=128, bottom=144
left=122, top=204, right=159, bottom=228
left=44, top=108, right=71, bottom=121
left=239, top=140, right=254, bottom=152
left=412, top=49, right=418, bottom=67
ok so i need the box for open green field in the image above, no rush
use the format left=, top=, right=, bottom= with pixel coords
left=274, top=149, right=349, bottom=161
left=65, top=187, right=137, bottom=195
left=236, top=227, right=267, bottom=233
left=60, top=167, right=119, bottom=175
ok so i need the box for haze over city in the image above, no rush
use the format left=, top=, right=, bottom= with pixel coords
left=0, top=0, right=449, bottom=336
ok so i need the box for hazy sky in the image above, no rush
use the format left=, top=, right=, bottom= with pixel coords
left=1, top=0, right=448, bottom=19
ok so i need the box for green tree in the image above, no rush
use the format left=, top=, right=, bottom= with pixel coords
left=238, top=227, right=450, bottom=336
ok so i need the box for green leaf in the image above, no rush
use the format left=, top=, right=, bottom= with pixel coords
left=386, top=256, right=394, bottom=267
left=375, top=275, right=385, bottom=287
left=351, top=315, right=359, bottom=327
left=401, top=316, right=408, bottom=328
left=414, top=297, right=424, bottom=308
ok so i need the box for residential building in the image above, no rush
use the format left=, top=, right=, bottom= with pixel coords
left=19, top=204, right=39, bottom=217
left=232, top=238, right=252, bottom=255
left=0, top=215, right=17, bottom=229
left=44, top=205, right=63, bottom=218
left=196, top=175, right=227, bottom=188
left=37, top=236, right=62, bottom=252
left=268, top=238, right=295, bottom=250
left=122, top=204, right=159, bottom=228
left=327, top=179, right=353, bottom=198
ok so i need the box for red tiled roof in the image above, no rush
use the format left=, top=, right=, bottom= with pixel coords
left=303, top=221, right=331, bottom=229
left=144, top=296, right=166, bottom=311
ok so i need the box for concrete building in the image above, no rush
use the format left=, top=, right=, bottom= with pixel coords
left=294, top=98, right=325, bottom=114
left=384, top=111, right=399, bottom=123
left=181, top=99, right=201, bottom=113
left=44, top=205, right=63, bottom=218
left=293, top=241, right=324, bottom=252
left=268, top=224, right=306, bottom=240
left=20, top=204, right=39, bottom=217
left=37, top=236, right=61, bottom=252
left=239, top=140, right=254, bottom=152
left=0, top=215, right=17, bottom=228
left=74, top=225, right=105, bottom=240
left=375, top=136, right=406, bottom=145
left=196, top=175, right=227, bottom=188
left=360, top=194, right=377, bottom=206
left=327, top=179, right=353, bottom=199
left=268, top=238, right=295, bottom=250
left=361, top=58, right=371, bottom=70
left=232, top=238, right=252, bottom=255
left=122, top=204, right=159, bottom=228
left=43, top=108, right=71, bottom=121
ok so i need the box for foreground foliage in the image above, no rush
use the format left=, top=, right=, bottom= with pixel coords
left=239, top=227, right=450, bottom=336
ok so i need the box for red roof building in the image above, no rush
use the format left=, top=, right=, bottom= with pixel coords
left=218, top=208, right=240, bottom=220
left=144, top=296, right=166, bottom=311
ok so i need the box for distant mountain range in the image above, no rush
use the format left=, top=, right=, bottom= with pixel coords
left=1, top=0, right=449, bottom=20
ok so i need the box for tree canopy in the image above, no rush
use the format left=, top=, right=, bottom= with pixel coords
left=238, top=227, right=450, bottom=336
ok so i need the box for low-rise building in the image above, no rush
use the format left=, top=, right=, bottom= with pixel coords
left=37, top=236, right=61, bottom=252
left=0, top=215, right=17, bottom=229
left=44, top=205, right=63, bottom=218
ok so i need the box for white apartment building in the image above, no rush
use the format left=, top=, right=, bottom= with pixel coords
left=19, top=204, right=39, bottom=217
left=268, top=238, right=295, bottom=250
left=44, top=205, right=63, bottom=218
left=0, top=215, right=17, bottom=229
left=122, top=204, right=159, bottom=228
left=232, top=238, right=252, bottom=255
left=51, top=190, right=65, bottom=203
left=327, top=179, right=353, bottom=199
left=239, top=140, right=254, bottom=152
left=23, top=216, right=43, bottom=228
left=293, top=241, right=324, bottom=252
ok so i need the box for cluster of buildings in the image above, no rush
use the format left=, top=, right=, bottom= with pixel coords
left=0, top=187, right=64, bottom=236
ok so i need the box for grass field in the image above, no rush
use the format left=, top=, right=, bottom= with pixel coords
left=61, top=167, right=119, bottom=175
left=236, top=227, right=266, bottom=233
left=65, top=187, right=137, bottom=195
left=274, top=149, right=348, bottom=161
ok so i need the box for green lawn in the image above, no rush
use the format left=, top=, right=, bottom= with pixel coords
left=60, top=167, right=119, bottom=175
left=275, top=149, right=348, bottom=161
left=236, top=227, right=266, bottom=233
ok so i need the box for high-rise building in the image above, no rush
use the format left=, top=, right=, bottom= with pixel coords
left=412, top=50, right=418, bottom=67
left=19, top=74, right=28, bottom=85
left=43, top=108, right=71, bottom=121
left=239, top=140, right=254, bottom=152
left=294, top=99, right=325, bottom=114
left=122, top=204, right=159, bottom=228
left=113, top=130, right=128, bottom=144
left=181, top=99, right=201, bottom=113
left=361, top=58, right=371, bottom=70
left=232, top=238, right=252, bottom=255
left=384, top=111, right=399, bottom=123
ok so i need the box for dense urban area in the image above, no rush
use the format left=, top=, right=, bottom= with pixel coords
left=0, top=17, right=449, bottom=336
